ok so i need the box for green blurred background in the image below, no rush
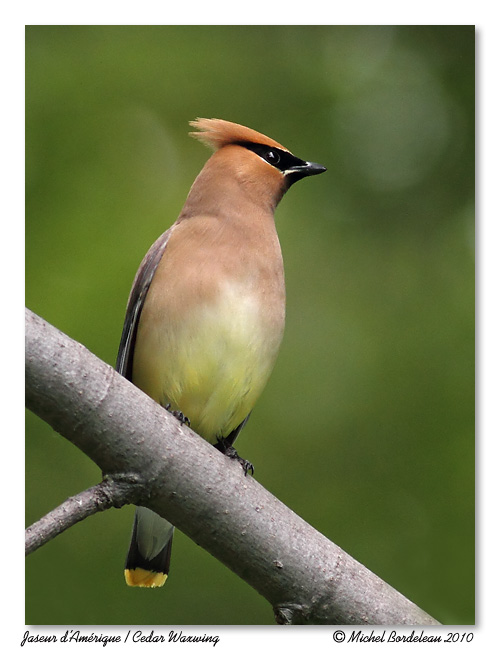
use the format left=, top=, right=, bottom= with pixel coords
left=25, top=25, right=474, bottom=625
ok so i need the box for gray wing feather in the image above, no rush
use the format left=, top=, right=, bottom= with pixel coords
left=116, top=228, right=172, bottom=380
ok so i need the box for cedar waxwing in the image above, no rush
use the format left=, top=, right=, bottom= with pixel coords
left=117, top=118, right=326, bottom=587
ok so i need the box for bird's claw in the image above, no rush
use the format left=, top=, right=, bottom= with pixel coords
left=165, top=403, right=190, bottom=427
left=215, top=436, right=254, bottom=476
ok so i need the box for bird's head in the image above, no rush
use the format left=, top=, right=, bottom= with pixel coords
left=189, top=118, right=326, bottom=210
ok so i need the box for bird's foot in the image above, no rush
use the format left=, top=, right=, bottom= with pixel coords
left=215, top=436, right=254, bottom=476
left=165, top=403, right=190, bottom=427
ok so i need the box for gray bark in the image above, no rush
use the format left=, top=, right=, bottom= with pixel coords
left=25, top=307, right=440, bottom=625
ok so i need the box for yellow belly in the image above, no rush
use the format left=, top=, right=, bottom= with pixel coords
left=132, top=280, right=284, bottom=444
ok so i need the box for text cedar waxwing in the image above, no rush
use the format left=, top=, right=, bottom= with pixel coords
left=117, top=118, right=326, bottom=587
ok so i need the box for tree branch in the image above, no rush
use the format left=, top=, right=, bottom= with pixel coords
left=25, top=478, right=140, bottom=556
left=25, top=307, right=440, bottom=625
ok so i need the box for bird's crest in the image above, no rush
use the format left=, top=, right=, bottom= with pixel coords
left=189, top=118, right=289, bottom=153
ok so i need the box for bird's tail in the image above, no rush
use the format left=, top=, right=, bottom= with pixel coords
left=124, top=506, right=174, bottom=588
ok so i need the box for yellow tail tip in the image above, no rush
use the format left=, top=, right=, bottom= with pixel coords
left=125, top=567, right=168, bottom=588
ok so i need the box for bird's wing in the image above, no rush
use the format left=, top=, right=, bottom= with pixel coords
left=116, top=228, right=173, bottom=380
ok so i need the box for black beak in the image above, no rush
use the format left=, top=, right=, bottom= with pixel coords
left=296, top=161, right=327, bottom=176
left=285, top=160, right=327, bottom=185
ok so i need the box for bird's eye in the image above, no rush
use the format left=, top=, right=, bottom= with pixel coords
left=264, top=149, right=280, bottom=166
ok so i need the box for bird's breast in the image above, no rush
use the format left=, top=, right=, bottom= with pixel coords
left=132, top=275, right=285, bottom=444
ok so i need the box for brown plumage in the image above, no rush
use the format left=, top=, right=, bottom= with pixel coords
left=118, top=118, right=326, bottom=587
left=189, top=117, right=290, bottom=151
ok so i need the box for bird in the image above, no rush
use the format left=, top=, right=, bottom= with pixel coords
left=116, top=118, right=326, bottom=587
